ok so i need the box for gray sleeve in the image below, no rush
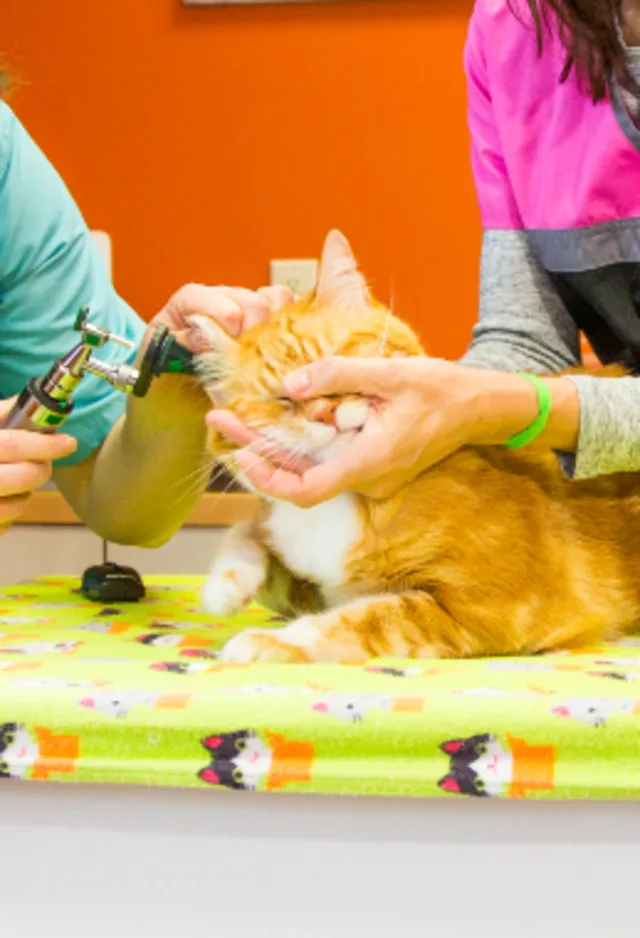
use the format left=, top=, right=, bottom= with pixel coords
left=461, top=230, right=640, bottom=479
left=460, top=230, right=581, bottom=372
left=562, top=375, right=640, bottom=478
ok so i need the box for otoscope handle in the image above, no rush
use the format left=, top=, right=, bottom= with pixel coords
left=1, top=380, right=73, bottom=433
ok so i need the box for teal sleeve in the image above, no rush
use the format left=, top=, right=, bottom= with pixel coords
left=0, top=102, right=146, bottom=466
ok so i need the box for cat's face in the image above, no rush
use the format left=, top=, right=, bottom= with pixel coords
left=0, top=641, right=78, bottom=655
left=0, top=722, right=39, bottom=779
left=78, top=691, right=157, bottom=719
left=138, top=633, right=181, bottom=648
left=551, top=698, right=633, bottom=727
left=195, top=230, right=422, bottom=467
left=199, top=730, right=273, bottom=790
left=311, top=693, right=391, bottom=723
left=438, top=734, right=514, bottom=797
left=151, top=661, right=206, bottom=675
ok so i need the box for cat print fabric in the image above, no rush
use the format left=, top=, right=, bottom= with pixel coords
left=198, top=729, right=314, bottom=791
left=438, top=734, right=555, bottom=798
left=1, top=575, right=640, bottom=798
left=0, top=721, right=79, bottom=781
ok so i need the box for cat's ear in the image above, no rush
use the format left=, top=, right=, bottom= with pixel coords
left=315, top=230, right=370, bottom=308
left=199, top=768, right=221, bottom=785
left=440, top=740, right=464, bottom=754
left=438, top=775, right=461, bottom=793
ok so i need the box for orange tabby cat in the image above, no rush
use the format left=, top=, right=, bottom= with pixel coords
left=195, top=230, right=640, bottom=664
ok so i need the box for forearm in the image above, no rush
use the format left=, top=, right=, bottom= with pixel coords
left=58, top=374, right=211, bottom=546
left=470, top=368, right=640, bottom=480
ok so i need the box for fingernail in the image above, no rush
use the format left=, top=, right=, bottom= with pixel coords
left=60, top=435, right=77, bottom=450
left=283, top=369, right=311, bottom=397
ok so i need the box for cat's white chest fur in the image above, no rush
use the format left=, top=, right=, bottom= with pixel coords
left=263, top=494, right=362, bottom=588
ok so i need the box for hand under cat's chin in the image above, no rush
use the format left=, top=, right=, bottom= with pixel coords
left=312, top=428, right=362, bottom=463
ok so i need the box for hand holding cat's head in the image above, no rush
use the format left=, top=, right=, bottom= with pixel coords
left=193, top=230, right=422, bottom=467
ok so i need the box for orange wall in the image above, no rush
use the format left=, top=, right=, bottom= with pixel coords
left=4, top=0, right=479, bottom=358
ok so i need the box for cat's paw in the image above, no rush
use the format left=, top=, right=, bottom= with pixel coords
left=221, top=627, right=312, bottom=664
left=202, top=561, right=265, bottom=617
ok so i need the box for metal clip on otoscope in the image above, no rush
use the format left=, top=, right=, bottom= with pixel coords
left=1, top=306, right=196, bottom=434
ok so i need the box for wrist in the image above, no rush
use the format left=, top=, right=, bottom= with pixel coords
left=469, top=371, right=580, bottom=452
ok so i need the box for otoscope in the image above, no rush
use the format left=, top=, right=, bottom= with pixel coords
left=0, top=306, right=196, bottom=433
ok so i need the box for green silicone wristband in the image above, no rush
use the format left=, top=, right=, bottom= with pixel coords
left=503, top=374, right=553, bottom=450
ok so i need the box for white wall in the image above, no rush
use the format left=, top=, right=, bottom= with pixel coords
left=0, top=526, right=224, bottom=586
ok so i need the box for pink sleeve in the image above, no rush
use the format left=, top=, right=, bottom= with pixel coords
left=464, top=6, right=523, bottom=230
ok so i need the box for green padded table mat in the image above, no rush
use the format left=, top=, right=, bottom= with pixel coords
left=0, top=575, right=639, bottom=799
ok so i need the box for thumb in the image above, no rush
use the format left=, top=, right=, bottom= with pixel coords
left=0, top=396, right=17, bottom=421
left=282, top=357, right=394, bottom=399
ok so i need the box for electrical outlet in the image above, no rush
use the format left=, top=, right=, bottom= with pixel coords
left=270, top=258, right=318, bottom=297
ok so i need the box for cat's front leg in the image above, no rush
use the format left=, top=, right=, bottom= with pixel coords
left=202, top=522, right=268, bottom=616
left=220, top=592, right=458, bottom=664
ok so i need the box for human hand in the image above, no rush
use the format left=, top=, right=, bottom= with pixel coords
left=151, top=282, right=294, bottom=352
left=0, top=398, right=78, bottom=533
left=207, top=356, right=530, bottom=506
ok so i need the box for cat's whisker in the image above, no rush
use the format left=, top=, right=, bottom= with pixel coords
left=170, top=473, right=214, bottom=510
left=202, top=450, right=267, bottom=514
left=167, top=460, right=217, bottom=508
left=248, top=439, right=310, bottom=476
left=242, top=437, right=305, bottom=467
left=167, top=457, right=215, bottom=496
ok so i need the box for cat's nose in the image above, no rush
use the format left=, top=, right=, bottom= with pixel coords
left=305, top=398, right=337, bottom=426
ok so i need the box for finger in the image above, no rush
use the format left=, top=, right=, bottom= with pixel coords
left=0, top=396, right=18, bottom=421
left=175, top=285, right=245, bottom=338
left=257, top=285, right=295, bottom=313
left=249, top=440, right=315, bottom=475
left=207, top=411, right=315, bottom=475
left=233, top=450, right=324, bottom=505
left=206, top=410, right=260, bottom=448
left=224, top=288, right=271, bottom=334
left=0, top=493, right=31, bottom=527
left=0, top=461, right=52, bottom=497
left=282, top=356, right=395, bottom=399
left=0, top=431, right=77, bottom=464
left=234, top=448, right=357, bottom=507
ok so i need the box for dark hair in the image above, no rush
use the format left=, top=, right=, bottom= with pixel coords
left=516, top=0, right=626, bottom=102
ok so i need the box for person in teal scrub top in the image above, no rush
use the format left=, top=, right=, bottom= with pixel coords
left=0, top=74, right=289, bottom=541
